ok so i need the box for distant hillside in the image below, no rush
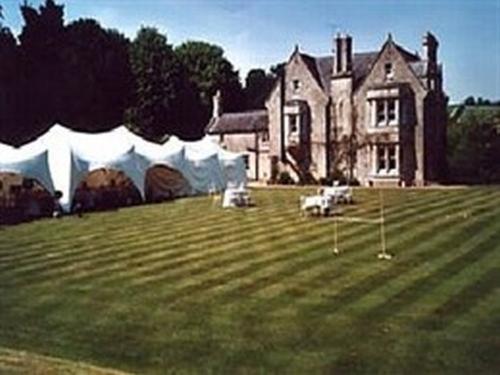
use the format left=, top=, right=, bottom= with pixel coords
left=448, top=105, right=500, bottom=126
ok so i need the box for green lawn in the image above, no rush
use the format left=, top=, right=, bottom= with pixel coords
left=1, top=187, right=499, bottom=374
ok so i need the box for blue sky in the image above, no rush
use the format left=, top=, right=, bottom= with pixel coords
left=2, top=0, right=499, bottom=103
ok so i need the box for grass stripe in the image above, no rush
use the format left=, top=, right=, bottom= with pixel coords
left=144, top=190, right=492, bottom=307
left=250, top=190, right=500, bottom=314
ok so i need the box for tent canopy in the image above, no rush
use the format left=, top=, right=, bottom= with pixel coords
left=0, top=144, right=55, bottom=194
left=0, top=124, right=246, bottom=211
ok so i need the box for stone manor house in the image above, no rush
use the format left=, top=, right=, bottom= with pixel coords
left=206, top=32, right=447, bottom=186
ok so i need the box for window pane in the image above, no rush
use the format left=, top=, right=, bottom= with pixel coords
left=376, top=101, right=385, bottom=125
left=385, top=63, right=393, bottom=75
left=388, top=99, right=396, bottom=122
left=388, top=145, right=396, bottom=170
left=243, top=155, right=250, bottom=170
left=289, top=115, right=298, bottom=133
left=377, top=146, right=386, bottom=171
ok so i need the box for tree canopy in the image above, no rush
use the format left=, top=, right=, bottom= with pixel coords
left=0, top=1, right=252, bottom=144
left=126, top=27, right=196, bottom=140
left=175, top=41, right=244, bottom=127
left=244, top=68, right=275, bottom=109
left=448, top=106, right=500, bottom=183
left=60, top=19, right=133, bottom=131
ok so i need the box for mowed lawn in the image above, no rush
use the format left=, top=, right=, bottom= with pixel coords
left=0, top=187, right=499, bottom=374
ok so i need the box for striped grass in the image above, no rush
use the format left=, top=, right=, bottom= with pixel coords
left=0, top=187, right=499, bottom=374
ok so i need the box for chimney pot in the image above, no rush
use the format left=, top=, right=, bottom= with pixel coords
left=212, top=90, right=222, bottom=118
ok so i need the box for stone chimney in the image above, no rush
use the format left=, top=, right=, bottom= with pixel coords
left=422, top=31, right=438, bottom=64
left=334, top=33, right=353, bottom=75
left=212, top=90, right=222, bottom=118
left=422, top=32, right=439, bottom=90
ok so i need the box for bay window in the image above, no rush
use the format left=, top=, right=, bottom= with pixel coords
left=371, top=98, right=399, bottom=127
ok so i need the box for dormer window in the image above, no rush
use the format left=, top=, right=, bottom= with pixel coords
left=384, top=62, right=394, bottom=79
left=292, top=79, right=300, bottom=91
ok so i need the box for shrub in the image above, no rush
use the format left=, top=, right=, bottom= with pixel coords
left=277, top=171, right=295, bottom=185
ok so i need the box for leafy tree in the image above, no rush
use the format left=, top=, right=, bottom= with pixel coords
left=126, top=27, right=193, bottom=140
left=463, top=96, right=475, bottom=106
left=476, top=97, right=492, bottom=106
left=244, top=69, right=275, bottom=109
left=175, top=41, right=244, bottom=127
left=448, top=108, right=500, bottom=183
left=60, top=19, right=133, bottom=131
left=18, top=0, right=65, bottom=139
left=270, top=62, right=286, bottom=77
left=0, top=16, right=21, bottom=143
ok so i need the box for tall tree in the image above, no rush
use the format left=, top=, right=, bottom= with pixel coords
left=60, top=19, right=133, bottom=131
left=448, top=108, right=500, bottom=183
left=18, top=0, right=65, bottom=139
left=0, top=12, right=21, bottom=143
left=126, top=27, right=192, bottom=140
left=175, top=41, right=244, bottom=126
left=244, top=68, right=275, bottom=109
left=463, top=96, right=475, bottom=106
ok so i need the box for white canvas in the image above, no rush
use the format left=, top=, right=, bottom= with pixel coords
left=0, top=124, right=246, bottom=211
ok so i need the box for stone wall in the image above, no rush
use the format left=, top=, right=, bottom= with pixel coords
left=215, top=132, right=269, bottom=181
left=353, top=40, right=428, bottom=186
left=266, top=51, right=330, bottom=181
left=214, top=35, right=446, bottom=187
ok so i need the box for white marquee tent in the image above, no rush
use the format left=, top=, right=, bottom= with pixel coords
left=0, top=124, right=246, bottom=210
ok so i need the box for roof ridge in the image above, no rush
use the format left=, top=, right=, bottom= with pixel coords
left=302, top=51, right=379, bottom=59
left=207, top=110, right=269, bottom=135
left=222, top=109, right=268, bottom=116
left=394, top=43, right=421, bottom=61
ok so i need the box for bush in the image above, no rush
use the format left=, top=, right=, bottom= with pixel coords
left=277, top=171, right=295, bottom=185
left=348, top=178, right=360, bottom=186
left=320, top=170, right=360, bottom=186
left=318, top=177, right=332, bottom=186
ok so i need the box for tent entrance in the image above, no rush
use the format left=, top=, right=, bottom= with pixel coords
left=0, top=172, right=54, bottom=224
left=73, top=168, right=142, bottom=212
left=145, top=165, right=191, bottom=203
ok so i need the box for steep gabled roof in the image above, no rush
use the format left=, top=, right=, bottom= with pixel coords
left=395, top=44, right=420, bottom=62
left=313, top=55, right=333, bottom=93
left=352, top=52, right=380, bottom=89
left=298, top=52, right=380, bottom=93
left=206, top=110, right=268, bottom=134
left=299, top=53, right=325, bottom=91
left=409, top=61, right=427, bottom=77
left=352, top=37, right=428, bottom=93
left=394, top=43, right=428, bottom=78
